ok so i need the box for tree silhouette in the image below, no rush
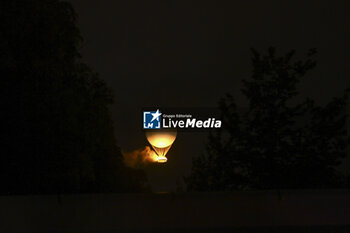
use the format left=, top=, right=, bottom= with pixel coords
left=0, top=0, right=148, bottom=194
left=186, top=48, right=348, bottom=191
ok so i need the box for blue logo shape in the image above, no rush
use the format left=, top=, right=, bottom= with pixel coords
left=143, top=109, right=162, bottom=129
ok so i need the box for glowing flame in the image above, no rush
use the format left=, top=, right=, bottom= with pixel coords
left=156, top=156, right=167, bottom=163
left=145, top=148, right=168, bottom=163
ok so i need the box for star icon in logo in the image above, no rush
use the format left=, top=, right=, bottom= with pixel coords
left=151, top=109, right=161, bottom=122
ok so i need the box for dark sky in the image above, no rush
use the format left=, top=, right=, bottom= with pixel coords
left=69, top=0, right=349, bottom=191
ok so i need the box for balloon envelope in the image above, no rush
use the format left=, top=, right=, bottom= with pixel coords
left=145, top=130, right=177, bottom=159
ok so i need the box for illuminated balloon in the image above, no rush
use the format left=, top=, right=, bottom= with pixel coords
left=145, top=130, right=177, bottom=163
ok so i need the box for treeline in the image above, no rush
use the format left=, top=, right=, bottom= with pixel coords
left=0, top=0, right=149, bottom=194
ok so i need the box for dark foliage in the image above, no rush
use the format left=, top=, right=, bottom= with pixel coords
left=0, top=0, right=148, bottom=194
left=186, top=48, right=349, bottom=191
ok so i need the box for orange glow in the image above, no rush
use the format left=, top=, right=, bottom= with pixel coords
left=145, top=130, right=177, bottom=163
left=147, top=149, right=168, bottom=163
left=148, top=149, right=159, bottom=162
left=146, top=131, right=176, bottom=148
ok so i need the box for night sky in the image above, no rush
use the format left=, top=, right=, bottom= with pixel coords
left=68, top=0, right=349, bottom=191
